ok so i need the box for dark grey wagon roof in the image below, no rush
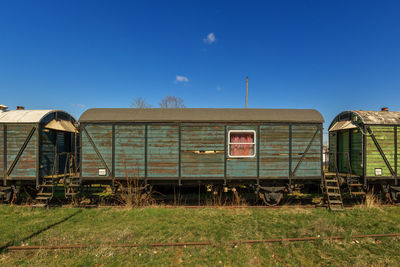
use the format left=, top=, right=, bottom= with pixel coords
left=79, top=108, right=324, bottom=123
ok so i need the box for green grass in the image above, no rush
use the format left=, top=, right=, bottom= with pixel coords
left=0, top=205, right=400, bottom=266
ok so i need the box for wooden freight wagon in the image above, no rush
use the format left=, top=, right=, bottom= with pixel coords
left=79, top=108, right=324, bottom=205
left=0, top=108, right=78, bottom=203
left=328, top=109, right=400, bottom=201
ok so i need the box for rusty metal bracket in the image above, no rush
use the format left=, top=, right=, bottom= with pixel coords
left=292, top=128, right=319, bottom=177
left=366, top=126, right=395, bottom=177
left=82, top=126, right=112, bottom=177
left=6, top=127, right=36, bottom=177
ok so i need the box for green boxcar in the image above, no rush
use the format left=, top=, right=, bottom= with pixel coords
left=328, top=110, right=400, bottom=198
left=0, top=109, right=77, bottom=198
left=79, top=108, right=324, bottom=196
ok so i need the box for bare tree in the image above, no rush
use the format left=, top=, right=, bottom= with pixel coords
left=131, top=97, right=152, bottom=108
left=158, top=96, right=186, bottom=108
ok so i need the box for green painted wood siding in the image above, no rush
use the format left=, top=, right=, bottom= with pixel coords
left=181, top=124, right=224, bottom=177
left=82, top=124, right=112, bottom=177
left=40, top=129, right=56, bottom=177
left=226, top=125, right=257, bottom=177
left=338, top=130, right=349, bottom=173
left=350, top=129, right=363, bottom=176
left=366, top=126, right=395, bottom=177
left=291, top=125, right=321, bottom=177
left=398, top=128, right=400, bottom=176
left=147, top=125, right=179, bottom=177
left=329, top=132, right=337, bottom=172
left=6, top=124, right=37, bottom=178
left=114, top=125, right=145, bottom=178
left=0, top=125, right=3, bottom=179
left=259, top=125, right=289, bottom=177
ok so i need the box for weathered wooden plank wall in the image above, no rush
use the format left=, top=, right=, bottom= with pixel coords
left=40, top=129, right=56, bottom=177
left=398, top=128, right=400, bottom=176
left=81, top=122, right=322, bottom=180
left=6, top=124, right=37, bottom=178
left=329, top=132, right=337, bottom=172
left=338, top=130, right=349, bottom=173
left=291, top=125, right=321, bottom=177
left=259, top=125, right=289, bottom=177
left=82, top=124, right=112, bottom=177
left=226, top=125, right=257, bottom=177
left=0, top=125, right=3, bottom=179
left=114, top=125, right=145, bottom=178
left=350, top=129, right=363, bottom=176
left=147, top=125, right=179, bottom=177
left=366, top=126, right=395, bottom=177
left=180, top=124, right=225, bottom=177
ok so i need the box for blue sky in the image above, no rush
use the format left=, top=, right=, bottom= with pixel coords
left=1, top=0, right=400, bottom=140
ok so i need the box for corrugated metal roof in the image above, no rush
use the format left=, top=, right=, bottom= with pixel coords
left=79, top=108, right=324, bottom=123
left=0, top=110, right=55, bottom=123
left=352, top=110, right=400, bottom=125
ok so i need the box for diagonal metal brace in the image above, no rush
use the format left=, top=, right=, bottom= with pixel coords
left=292, top=128, right=319, bottom=177
left=82, top=126, right=112, bottom=177
left=7, top=127, right=36, bottom=177
left=366, top=126, right=395, bottom=177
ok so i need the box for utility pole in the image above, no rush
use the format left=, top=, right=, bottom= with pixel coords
left=245, top=77, right=248, bottom=108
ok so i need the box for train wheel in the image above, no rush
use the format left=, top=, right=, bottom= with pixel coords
left=260, top=191, right=283, bottom=206
left=0, top=187, right=13, bottom=203
left=390, top=189, right=400, bottom=203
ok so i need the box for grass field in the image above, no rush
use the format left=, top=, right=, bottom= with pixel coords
left=0, top=205, right=399, bottom=266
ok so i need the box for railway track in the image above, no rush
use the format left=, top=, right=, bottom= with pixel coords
left=6, top=233, right=400, bottom=251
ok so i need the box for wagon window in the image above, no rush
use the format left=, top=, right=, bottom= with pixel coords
left=228, top=130, right=256, bottom=157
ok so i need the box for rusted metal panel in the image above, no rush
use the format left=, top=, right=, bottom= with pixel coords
left=147, top=125, right=179, bottom=177
left=181, top=124, right=224, bottom=177
left=226, top=125, right=257, bottom=177
left=114, top=124, right=145, bottom=178
left=291, top=125, right=321, bottom=177
left=259, top=125, right=289, bottom=178
left=6, top=124, right=37, bottom=178
left=81, top=124, right=112, bottom=177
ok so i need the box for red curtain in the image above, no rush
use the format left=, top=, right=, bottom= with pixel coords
left=230, top=133, right=254, bottom=156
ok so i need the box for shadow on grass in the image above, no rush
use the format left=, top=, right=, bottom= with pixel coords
left=0, top=209, right=82, bottom=253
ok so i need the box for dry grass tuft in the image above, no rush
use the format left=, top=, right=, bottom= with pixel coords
left=358, top=188, right=381, bottom=209
left=363, top=191, right=380, bottom=208
left=114, top=177, right=154, bottom=208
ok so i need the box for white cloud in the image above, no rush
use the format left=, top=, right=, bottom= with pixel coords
left=176, top=75, right=189, bottom=82
left=203, top=32, right=216, bottom=44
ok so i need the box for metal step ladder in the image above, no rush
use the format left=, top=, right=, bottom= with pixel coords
left=323, top=172, right=344, bottom=211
